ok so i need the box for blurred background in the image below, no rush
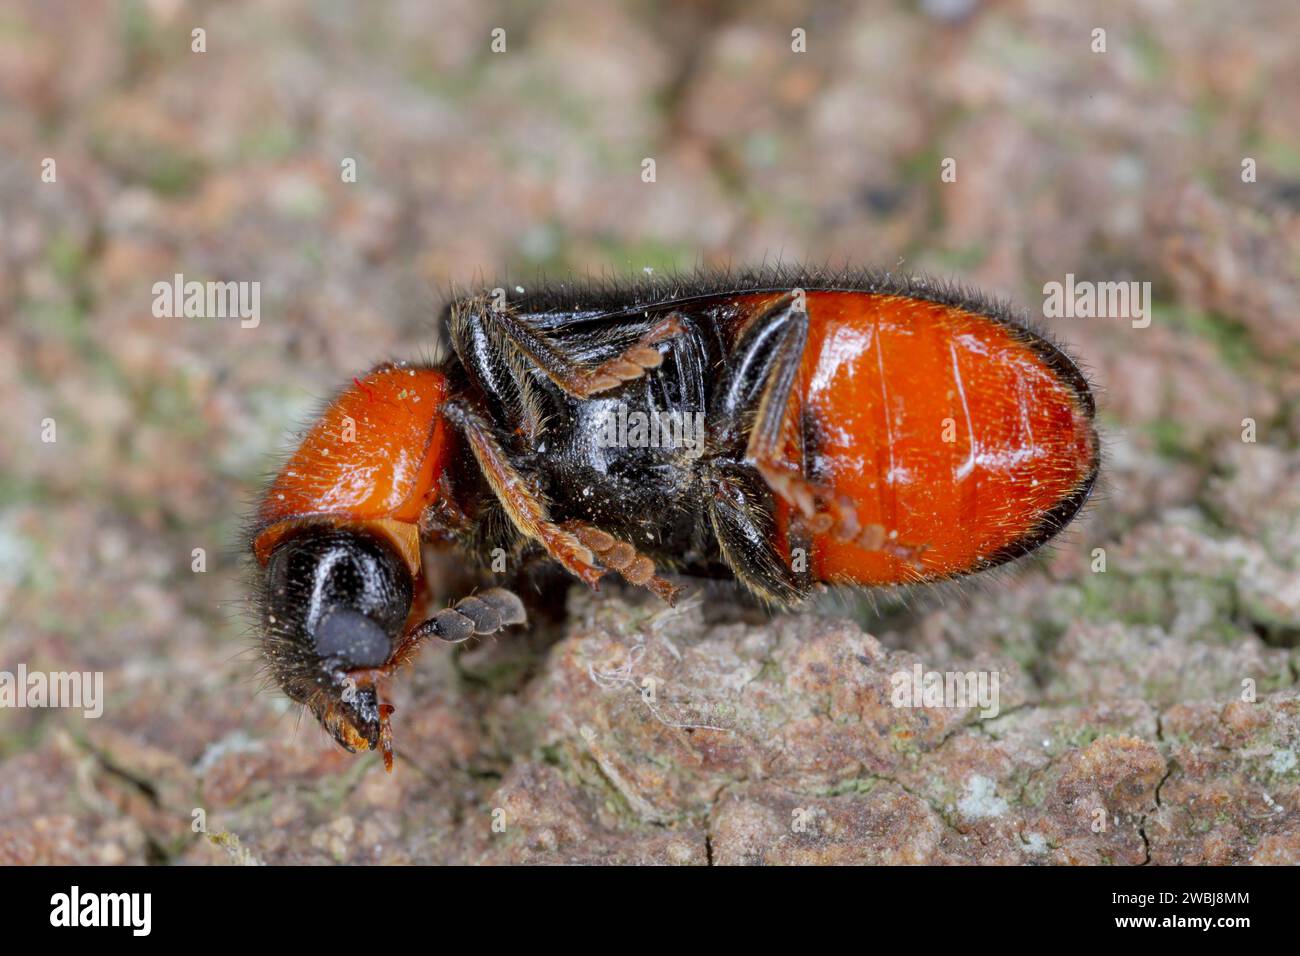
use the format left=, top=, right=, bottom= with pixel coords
left=1, top=0, right=1298, bottom=864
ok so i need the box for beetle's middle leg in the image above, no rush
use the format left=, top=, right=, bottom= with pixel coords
left=561, top=521, right=683, bottom=605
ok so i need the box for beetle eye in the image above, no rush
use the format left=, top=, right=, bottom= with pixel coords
left=314, top=607, right=391, bottom=667
left=264, top=527, right=413, bottom=669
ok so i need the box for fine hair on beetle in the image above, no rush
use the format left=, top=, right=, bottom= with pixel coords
left=243, top=262, right=1100, bottom=767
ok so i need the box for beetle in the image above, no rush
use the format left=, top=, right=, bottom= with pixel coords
left=248, top=267, right=1098, bottom=769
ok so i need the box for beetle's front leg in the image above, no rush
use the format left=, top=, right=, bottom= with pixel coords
left=407, top=588, right=527, bottom=644
left=443, top=400, right=608, bottom=588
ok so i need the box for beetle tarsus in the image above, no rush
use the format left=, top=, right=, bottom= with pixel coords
left=568, top=314, right=686, bottom=398
left=563, top=521, right=684, bottom=605
left=410, top=587, right=528, bottom=645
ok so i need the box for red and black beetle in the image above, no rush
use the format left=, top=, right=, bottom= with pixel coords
left=248, top=267, right=1098, bottom=768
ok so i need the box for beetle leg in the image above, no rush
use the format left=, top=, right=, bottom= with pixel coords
left=750, top=414, right=930, bottom=568
left=444, top=401, right=608, bottom=588
left=453, top=297, right=686, bottom=399
left=705, top=461, right=808, bottom=604
left=418, top=472, right=473, bottom=543
left=560, top=314, right=686, bottom=398
left=710, top=293, right=806, bottom=448
left=561, top=521, right=683, bottom=605
left=715, top=294, right=929, bottom=569
left=406, top=588, right=528, bottom=645
left=753, top=423, right=930, bottom=567
left=348, top=589, right=528, bottom=704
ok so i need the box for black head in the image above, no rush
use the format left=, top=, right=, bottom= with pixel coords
left=259, top=526, right=413, bottom=759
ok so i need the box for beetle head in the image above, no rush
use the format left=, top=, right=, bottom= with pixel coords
left=258, top=526, right=413, bottom=769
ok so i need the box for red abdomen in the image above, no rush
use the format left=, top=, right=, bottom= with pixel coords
left=755, top=291, right=1097, bottom=586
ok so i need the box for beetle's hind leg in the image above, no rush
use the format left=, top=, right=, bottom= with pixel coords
left=712, top=293, right=929, bottom=570
left=752, top=424, right=931, bottom=568
left=700, top=293, right=811, bottom=604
